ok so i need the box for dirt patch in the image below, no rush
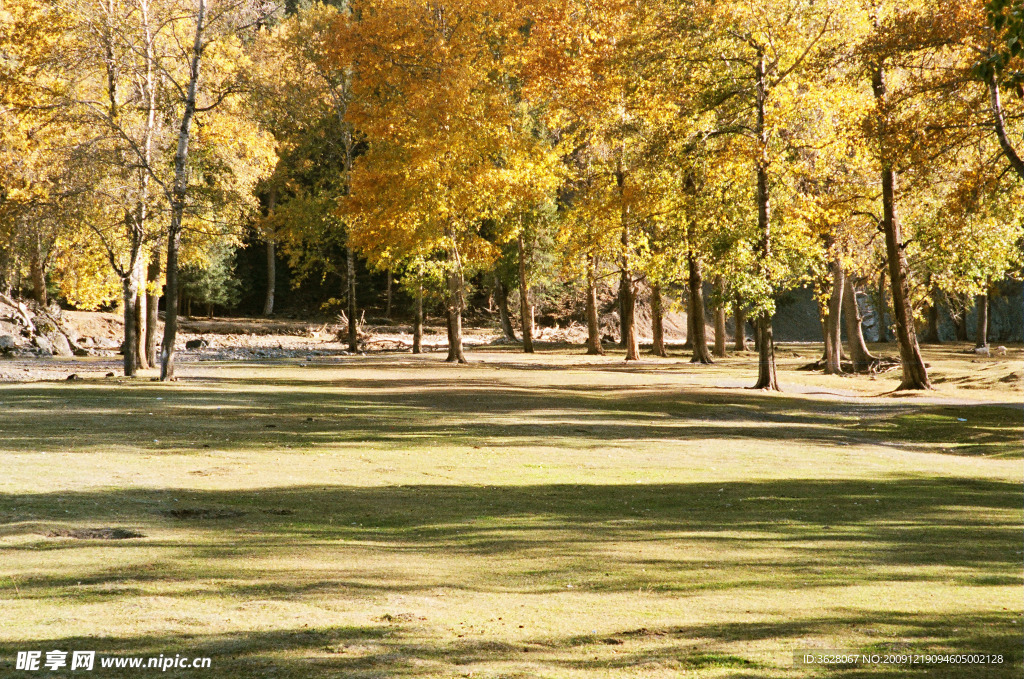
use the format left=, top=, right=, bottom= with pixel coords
left=61, top=310, right=124, bottom=342
left=45, top=528, right=145, bottom=540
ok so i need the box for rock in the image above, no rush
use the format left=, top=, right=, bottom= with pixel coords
left=105, top=372, right=115, bottom=378
left=0, top=335, right=17, bottom=353
left=50, top=333, right=73, bottom=357
left=66, top=374, right=79, bottom=381
left=33, top=335, right=53, bottom=355
left=94, top=337, right=120, bottom=350
left=185, top=338, right=209, bottom=350
left=974, top=346, right=991, bottom=356
left=996, top=346, right=1008, bottom=356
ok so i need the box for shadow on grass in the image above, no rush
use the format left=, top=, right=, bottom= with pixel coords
left=1, top=477, right=1020, bottom=596
left=0, top=610, right=1018, bottom=678
left=0, top=369, right=1018, bottom=456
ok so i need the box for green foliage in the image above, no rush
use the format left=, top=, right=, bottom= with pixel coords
left=180, top=241, right=242, bottom=311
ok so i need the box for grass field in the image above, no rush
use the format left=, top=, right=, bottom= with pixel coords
left=0, top=343, right=1021, bottom=678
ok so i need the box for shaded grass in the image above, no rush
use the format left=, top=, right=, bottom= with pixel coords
left=0, top=348, right=1020, bottom=678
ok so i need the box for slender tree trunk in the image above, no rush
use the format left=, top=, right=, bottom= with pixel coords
left=385, top=270, right=392, bottom=318
left=586, top=255, right=603, bottom=355
left=754, top=314, right=778, bottom=390
left=975, top=292, right=989, bottom=348
left=842, top=276, right=877, bottom=372
left=263, top=239, right=275, bottom=316
left=823, top=260, right=844, bottom=374
left=618, top=269, right=629, bottom=349
left=621, top=272, right=638, bottom=361
left=682, top=287, right=693, bottom=350
left=263, top=188, right=277, bottom=316
left=160, top=0, right=206, bottom=381
left=876, top=267, right=889, bottom=342
left=650, top=283, right=667, bottom=357
left=134, top=259, right=148, bottom=370
left=734, top=298, right=749, bottom=351
left=146, top=253, right=159, bottom=367
left=987, top=69, right=1024, bottom=181
left=345, top=246, right=358, bottom=352
left=493, top=273, right=516, bottom=341
left=30, top=245, right=46, bottom=306
left=688, top=255, right=713, bottom=364
left=953, top=294, right=969, bottom=341
left=445, top=241, right=466, bottom=364
left=517, top=231, right=534, bottom=353
left=873, top=65, right=930, bottom=389
left=616, top=168, right=639, bottom=361
left=122, top=276, right=139, bottom=377
left=713, top=275, right=727, bottom=358
left=752, top=51, right=778, bottom=390
left=412, top=278, right=423, bottom=354
left=161, top=230, right=181, bottom=380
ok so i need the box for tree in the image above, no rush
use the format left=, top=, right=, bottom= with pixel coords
left=345, top=0, right=560, bottom=364
left=670, top=0, right=842, bottom=389
left=158, top=0, right=276, bottom=380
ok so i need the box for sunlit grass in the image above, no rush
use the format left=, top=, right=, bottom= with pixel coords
left=0, top=344, right=1020, bottom=677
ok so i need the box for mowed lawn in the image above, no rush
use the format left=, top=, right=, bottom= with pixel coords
left=0, top=345, right=1020, bottom=678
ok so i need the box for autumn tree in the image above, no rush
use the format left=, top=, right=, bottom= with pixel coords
left=664, top=0, right=843, bottom=389
left=344, top=0, right=559, bottom=364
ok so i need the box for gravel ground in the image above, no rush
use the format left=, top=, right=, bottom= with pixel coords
left=0, top=328, right=504, bottom=383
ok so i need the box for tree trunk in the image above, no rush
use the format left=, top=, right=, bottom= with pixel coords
left=618, top=269, right=629, bottom=349
left=753, top=313, right=778, bottom=390
left=445, top=242, right=466, bottom=364
left=621, top=275, right=638, bottom=361
left=160, top=0, right=205, bottom=382
left=682, top=286, right=693, bottom=350
left=493, top=273, right=517, bottom=341
left=688, top=255, right=713, bottom=364
left=412, top=278, right=423, bottom=354
left=385, top=270, right=392, bottom=318
left=517, top=231, right=534, bottom=353
left=30, top=245, right=46, bottom=306
left=586, top=255, right=603, bottom=355
left=134, top=259, right=148, bottom=370
left=873, top=63, right=930, bottom=389
left=161, top=231, right=181, bottom=380
left=842, top=276, right=877, bottom=372
left=734, top=298, right=749, bottom=351
left=823, top=259, right=844, bottom=375
left=122, top=275, right=139, bottom=377
left=263, top=188, right=277, bottom=316
left=752, top=51, right=778, bottom=389
left=952, top=294, right=969, bottom=341
left=987, top=69, right=1024, bottom=181
left=616, top=171, right=639, bottom=361
left=975, top=292, right=989, bottom=348
left=713, top=275, right=727, bottom=358
left=262, top=239, right=276, bottom=316
left=650, top=283, right=667, bottom=357
left=146, top=253, right=160, bottom=367
left=345, top=246, right=358, bottom=352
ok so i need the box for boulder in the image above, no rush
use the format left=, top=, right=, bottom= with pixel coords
left=34, top=335, right=53, bottom=355
left=185, top=338, right=209, bottom=350
left=0, top=335, right=17, bottom=353
left=50, top=333, right=74, bottom=357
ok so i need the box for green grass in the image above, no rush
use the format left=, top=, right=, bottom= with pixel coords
left=0, top=345, right=1020, bottom=678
